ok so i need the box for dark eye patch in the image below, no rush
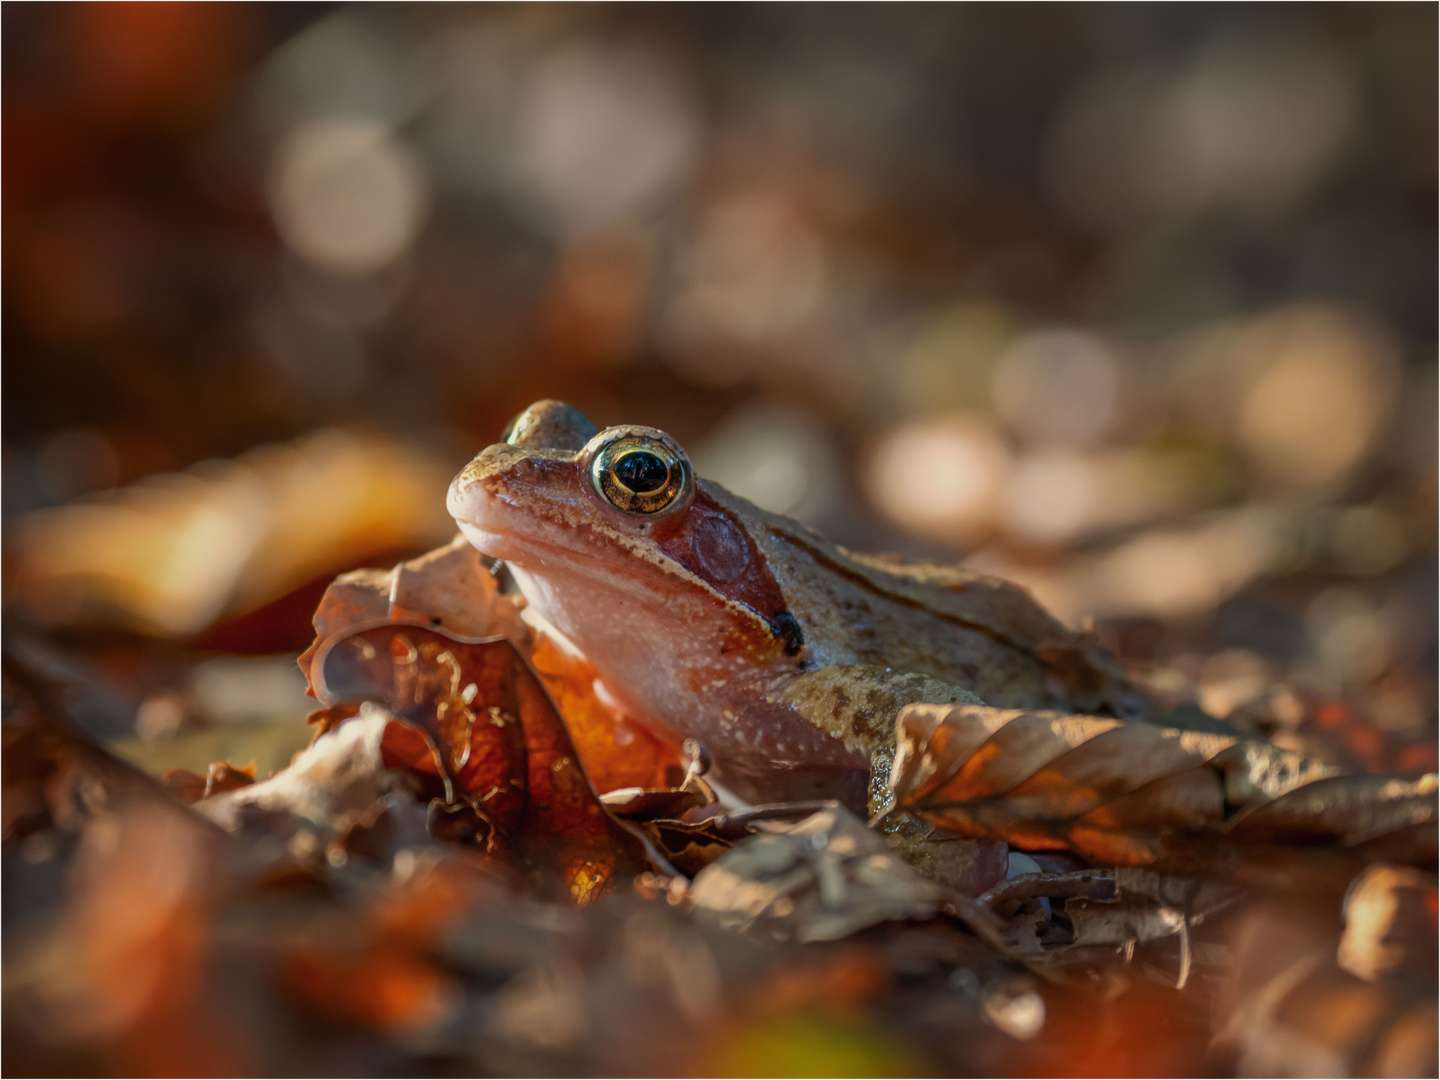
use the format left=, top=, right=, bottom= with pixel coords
left=767, top=611, right=805, bottom=656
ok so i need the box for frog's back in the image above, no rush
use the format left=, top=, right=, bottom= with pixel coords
left=749, top=505, right=1139, bottom=715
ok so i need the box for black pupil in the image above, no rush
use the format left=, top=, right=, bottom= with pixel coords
left=614, top=451, right=669, bottom=493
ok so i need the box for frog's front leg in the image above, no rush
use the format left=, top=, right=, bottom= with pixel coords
left=766, top=665, right=1007, bottom=894
left=765, top=665, right=985, bottom=818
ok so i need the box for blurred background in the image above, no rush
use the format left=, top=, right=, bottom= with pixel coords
left=3, top=2, right=1435, bottom=776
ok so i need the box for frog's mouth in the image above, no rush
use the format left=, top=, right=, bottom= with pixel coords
left=451, top=522, right=582, bottom=576
left=454, top=519, right=691, bottom=600
left=452, top=521, right=522, bottom=564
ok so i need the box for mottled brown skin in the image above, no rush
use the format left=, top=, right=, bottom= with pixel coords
left=448, top=401, right=1142, bottom=813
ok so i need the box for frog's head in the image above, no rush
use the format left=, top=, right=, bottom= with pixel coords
left=447, top=401, right=804, bottom=692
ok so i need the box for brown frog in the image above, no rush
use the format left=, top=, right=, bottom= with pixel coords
left=447, top=401, right=1142, bottom=814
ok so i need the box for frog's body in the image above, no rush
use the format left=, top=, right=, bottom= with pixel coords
left=448, top=401, right=1141, bottom=810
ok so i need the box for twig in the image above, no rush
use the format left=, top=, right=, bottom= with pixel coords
left=977, top=870, right=1117, bottom=910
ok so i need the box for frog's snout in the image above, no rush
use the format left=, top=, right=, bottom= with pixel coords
left=446, top=457, right=483, bottom=527
left=447, top=444, right=519, bottom=559
left=446, top=443, right=516, bottom=526
left=447, top=441, right=584, bottom=527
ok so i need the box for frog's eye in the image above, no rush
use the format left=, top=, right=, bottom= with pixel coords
left=591, top=436, right=690, bottom=516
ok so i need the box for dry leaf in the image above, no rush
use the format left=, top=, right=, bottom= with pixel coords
left=600, top=788, right=712, bottom=820
left=977, top=869, right=1117, bottom=914
left=297, top=538, right=684, bottom=793
left=311, top=623, right=651, bottom=903
left=161, top=760, right=255, bottom=804
left=8, top=431, right=454, bottom=637
left=612, top=767, right=733, bottom=877
left=1214, top=898, right=1438, bottom=1077
left=973, top=863, right=1240, bottom=991
left=633, top=819, right=736, bottom=877
left=193, top=707, right=398, bottom=836
left=1, top=660, right=246, bottom=1075
left=1337, top=864, right=1437, bottom=983
left=600, top=743, right=721, bottom=838
left=160, top=769, right=210, bottom=804
left=689, top=803, right=944, bottom=942
left=888, top=702, right=1438, bottom=876
left=296, top=535, right=528, bottom=692
left=528, top=632, right=683, bottom=793
left=281, top=855, right=497, bottom=1033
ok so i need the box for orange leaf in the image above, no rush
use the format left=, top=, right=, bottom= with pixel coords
left=529, top=632, right=683, bottom=793
left=312, top=623, right=650, bottom=903
left=161, top=760, right=254, bottom=804
left=296, top=538, right=682, bottom=791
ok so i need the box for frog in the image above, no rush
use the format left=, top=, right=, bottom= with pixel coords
left=447, top=400, right=1144, bottom=817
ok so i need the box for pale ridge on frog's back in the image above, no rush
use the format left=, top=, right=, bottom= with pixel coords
left=701, top=482, right=1139, bottom=717
left=448, top=400, right=1143, bottom=808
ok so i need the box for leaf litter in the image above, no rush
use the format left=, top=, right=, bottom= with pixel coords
left=886, top=701, right=1436, bottom=879
left=3, top=541, right=1436, bottom=1076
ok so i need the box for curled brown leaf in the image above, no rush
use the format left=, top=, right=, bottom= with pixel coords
left=312, top=623, right=651, bottom=903
left=889, top=703, right=1438, bottom=876
left=297, top=538, right=684, bottom=792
